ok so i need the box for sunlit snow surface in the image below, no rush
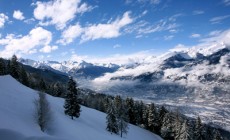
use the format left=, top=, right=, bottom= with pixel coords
left=0, top=75, right=162, bottom=140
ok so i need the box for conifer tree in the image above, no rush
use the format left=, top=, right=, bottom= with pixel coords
left=53, top=82, right=62, bottom=97
left=39, top=78, right=47, bottom=91
left=125, top=97, right=136, bottom=124
left=174, top=110, right=182, bottom=140
left=19, top=66, right=29, bottom=86
left=147, top=103, right=158, bottom=133
left=142, top=105, right=149, bottom=128
left=213, top=129, right=222, bottom=140
left=0, top=58, right=6, bottom=75
left=10, top=55, right=20, bottom=79
left=194, top=116, right=205, bottom=140
left=159, top=106, right=168, bottom=128
left=179, top=120, right=192, bottom=140
left=160, top=112, right=174, bottom=140
left=114, top=95, right=129, bottom=137
left=64, top=77, right=81, bottom=119
left=106, top=101, right=119, bottom=134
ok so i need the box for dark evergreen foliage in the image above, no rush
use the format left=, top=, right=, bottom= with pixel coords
left=10, top=55, right=20, bottom=79
left=106, top=101, right=119, bottom=134
left=64, top=77, right=81, bottom=119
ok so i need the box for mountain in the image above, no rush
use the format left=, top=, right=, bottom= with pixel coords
left=19, top=59, right=120, bottom=79
left=18, top=43, right=230, bottom=132
left=91, top=44, right=230, bottom=131
left=0, top=75, right=162, bottom=140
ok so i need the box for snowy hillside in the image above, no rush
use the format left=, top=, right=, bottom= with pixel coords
left=0, top=75, right=162, bottom=140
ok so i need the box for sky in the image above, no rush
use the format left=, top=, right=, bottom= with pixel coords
left=0, top=0, right=230, bottom=64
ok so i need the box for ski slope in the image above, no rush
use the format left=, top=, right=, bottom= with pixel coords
left=0, top=75, right=162, bottom=140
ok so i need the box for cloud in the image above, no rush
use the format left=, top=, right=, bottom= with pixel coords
left=138, top=0, right=161, bottom=5
left=192, top=10, right=204, bottom=15
left=164, top=35, right=174, bottom=40
left=0, top=27, right=53, bottom=58
left=190, top=33, right=201, bottom=38
left=208, top=30, right=222, bottom=36
left=40, top=45, right=58, bottom=53
left=33, top=0, right=92, bottom=30
left=0, top=13, right=8, bottom=28
left=113, top=44, right=121, bottom=49
left=80, top=11, right=133, bottom=43
left=222, top=0, right=230, bottom=6
left=210, top=15, right=230, bottom=24
left=58, top=23, right=83, bottom=45
left=13, top=10, right=25, bottom=20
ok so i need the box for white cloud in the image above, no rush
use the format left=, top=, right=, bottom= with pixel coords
left=170, top=44, right=189, bottom=52
left=0, top=13, right=8, bottom=28
left=113, top=44, right=121, bottom=49
left=209, top=30, right=222, bottom=36
left=80, top=11, right=133, bottom=43
left=58, top=23, right=83, bottom=45
left=223, top=0, right=230, bottom=6
left=190, top=33, right=201, bottom=38
left=40, top=45, right=58, bottom=53
left=33, top=0, right=92, bottom=30
left=192, top=10, right=204, bottom=15
left=164, top=35, right=174, bottom=40
left=138, top=0, right=161, bottom=5
left=210, top=15, right=230, bottom=24
left=13, top=10, right=25, bottom=20
left=0, top=27, right=53, bottom=58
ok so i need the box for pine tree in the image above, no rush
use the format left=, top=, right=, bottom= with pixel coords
left=39, top=78, right=47, bottom=91
left=160, top=112, right=174, bottom=140
left=53, top=82, right=62, bottom=97
left=142, top=105, right=149, bottom=128
left=174, top=110, right=182, bottom=140
left=0, top=58, right=6, bottom=75
left=10, top=55, right=20, bottom=79
left=147, top=103, right=158, bottom=133
left=19, top=66, right=29, bottom=86
left=179, top=120, right=192, bottom=140
left=106, top=101, right=119, bottom=134
left=64, top=77, right=81, bottom=119
left=159, top=106, right=168, bottom=128
left=194, top=116, right=205, bottom=140
left=114, top=95, right=129, bottom=137
left=125, top=97, right=136, bottom=124
left=213, top=129, right=222, bottom=140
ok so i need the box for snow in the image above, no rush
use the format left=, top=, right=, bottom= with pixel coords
left=0, top=75, right=162, bottom=140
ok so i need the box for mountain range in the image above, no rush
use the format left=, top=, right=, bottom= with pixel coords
left=19, top=43, right=230, bottom=132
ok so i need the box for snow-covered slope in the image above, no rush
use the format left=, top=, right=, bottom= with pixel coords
left=0, top=75, right=162, bottom=140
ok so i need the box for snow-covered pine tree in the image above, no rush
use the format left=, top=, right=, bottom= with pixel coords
left=147, top=103, right=158, bottom=133
left=174, top=110, right=182, bottom=140
left=158, top=106, right=168, bottom=128
left=64, top=76, right=81, bottom=119
left=213, top=129, right=222, bottom=140
left=160, top=112, right=174, bottom=140
left=142, top=104, right=149, bottom=128
left=179, top=120, right=192, bottom=140
left=106, top=101, right=119, bottom=134
left=194, top=116, right=205, bottom=140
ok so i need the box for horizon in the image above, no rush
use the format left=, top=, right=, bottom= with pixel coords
left=0, top=0, right=230, bottom=64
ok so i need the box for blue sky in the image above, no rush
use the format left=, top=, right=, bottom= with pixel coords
left=0, top=0, right=230, bottom=63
